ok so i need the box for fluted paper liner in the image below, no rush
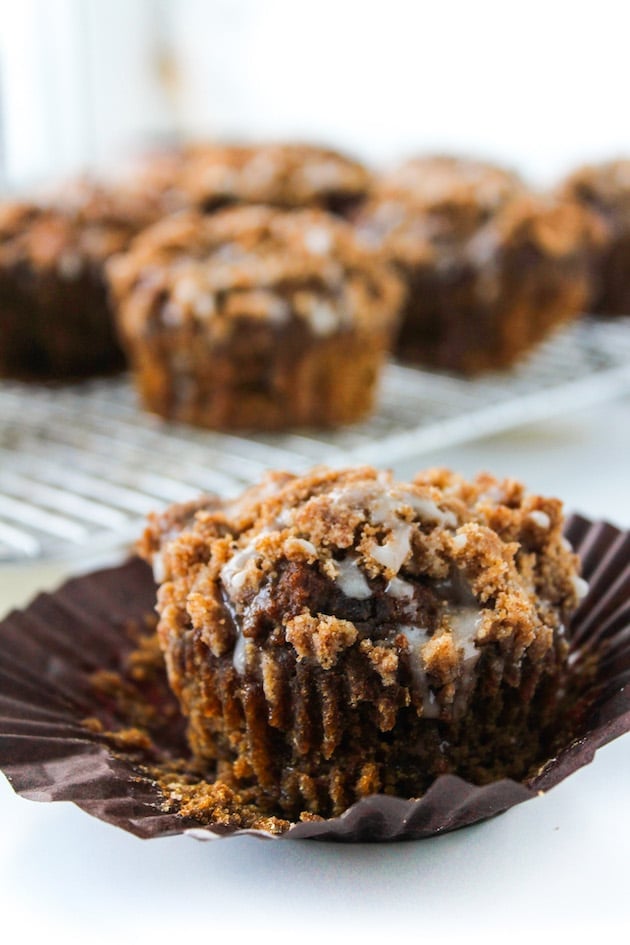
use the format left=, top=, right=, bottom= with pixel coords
left=0, top=515, right=628, bottom=842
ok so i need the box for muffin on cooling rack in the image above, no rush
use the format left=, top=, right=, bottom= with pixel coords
left=138, top=465, right=584, bottom=820
left=176, top=142, right=371, bottom=217
left=358, top=155, right=601, bottom=374
left=558, top=158, right=630, bottom=315
left=0, top=180, right=164, bottom=378
left=107, top=205, right=403, bottom=430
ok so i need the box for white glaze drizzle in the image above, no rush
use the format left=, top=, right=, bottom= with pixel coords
left=447, top=605, right=482, bottom=664
left=370, top=533, right=411, bottom=573
left=334, top=555, right=372, bottom=599
left=397, top=625, right=440, bottom=718
left=292, top=538, right=317, bottom=557
left=385, top=576, right=415, bottom=599
left=152, top=551, right=166, bottom=584
left=304, top=225, right=333, bottom=255
left=307, top=300, right=339, bottom=336
left=232, top=631, right=248, bottom=674
left=572, top=575, right=589, bottom=600
left=435, top=570, right=483, bottom=668
left=398, top=625, right=430, bottom=675
left=220, top=531, right=269, bottom=597
left=404, top=495, right=457, bottom=528
left=328, top=481, right=456, bottom=578
left=528, top=510, right=551, bottom=530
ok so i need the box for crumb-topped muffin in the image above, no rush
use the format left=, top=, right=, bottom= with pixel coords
left=108, top=205, right=403, bottom=430
left=0, top=179, right=163, bottom=378
left=139, top=466, right=585, bottom=820
left=176, top=142, right=371, bottom=216
left=358, top=155, right=601, bottom=373
left=559, top=158, right=630, bottom=315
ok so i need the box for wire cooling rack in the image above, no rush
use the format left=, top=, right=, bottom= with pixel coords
left=1, top=317, right=630, bottom=563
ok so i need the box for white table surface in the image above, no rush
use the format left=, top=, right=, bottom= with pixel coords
left=1, top=396, right=629, bottom=941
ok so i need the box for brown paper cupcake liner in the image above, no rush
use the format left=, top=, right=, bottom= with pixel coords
left=0, top=514, right=628, bottom=842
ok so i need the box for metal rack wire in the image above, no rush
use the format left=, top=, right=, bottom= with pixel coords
left=1, top=317, right=629, bottom=563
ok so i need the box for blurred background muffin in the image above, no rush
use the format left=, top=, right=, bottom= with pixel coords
left=176, top=142, right=371, bottom=216
left=559, top=159, right=630, bottom=316
left=358, top=156, right=602, bottom=373
left=0, top=179, right=166, bottom=378
left=107, top=205, right=403, bottom=429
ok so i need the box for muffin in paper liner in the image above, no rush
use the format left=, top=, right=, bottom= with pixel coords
left=0, top=514, right=627, bottom=843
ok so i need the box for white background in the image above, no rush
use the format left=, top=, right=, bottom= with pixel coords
left=2, top=0, right=630, bottom=187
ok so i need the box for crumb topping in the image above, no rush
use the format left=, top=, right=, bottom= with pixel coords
left=560, top=159, right=630, bottom=225
left=0, top=179, right=162, bottom=275
left=107, top=206, right=403, bottom=338
left=374, top=155, right=523, bottom=221
left=140, top=466, right=581, bottom=724
left=358, top=155, right=603, bottom=269
left=177, top=142, right=371, bottom=210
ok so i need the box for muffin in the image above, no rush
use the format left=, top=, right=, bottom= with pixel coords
left=358, top=155, right=601, bottom=373
left=138, top=465, right=585, bottom=820
left=107, top=205, right=403, bottom=430
left=559, top=158, right=630, bottom=315
left=176, top=142, right=371, bottom=217
left=0, top=179, right=164, bottom=378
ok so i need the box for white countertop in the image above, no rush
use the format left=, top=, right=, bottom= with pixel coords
left=1, top=396, right=629, bottom=941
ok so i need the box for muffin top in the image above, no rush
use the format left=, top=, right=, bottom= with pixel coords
left=373, top=155, right=523, bottom=221
left=176, top=142, right=371, bottom=212
left=0, top=179, right=162, bottom=276
left=140, top=466, right=583, bottom=722
left=358, top=155, right=601, bottom=269
left=107, top=205, right=403, bottom=339
left=559, top=159, right=630, bottom=227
